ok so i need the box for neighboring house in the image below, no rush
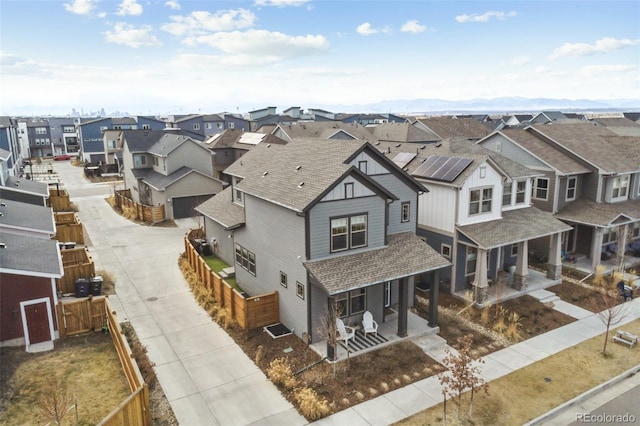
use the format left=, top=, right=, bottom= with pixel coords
left=622, top=112, right=640, bottom=123
left=102, top=129, right=123, bottom=166
left=0, top=117, right=22, bottom=177
left=0, top=176, right=49, bottom=206
left=529, top=111, right=569, bottom=124
left=272, top=121, right=377, bottom=142
left=196, top=138, right=451, bottom=344
left=377, top=137, right=570, bottom=304
left=590, top=117, right=640, bottom=137
left=478, top=122, right=640, bottom=272
left=22, top=118, right=53, bottom=158
left=502, top=114, right=533, bottom=127
left=0, top=198, right=56, bottom=239
left=48, top=118, right=78, bottom=156
left=202, top=114, right=226, bottom=137
left=414, top=117, right=492, bottom=141
left=201, top=129, right=287, bottom=182
left=367, top=122, right=440, bottom=144
left=121, top=130, right=225, bottom=219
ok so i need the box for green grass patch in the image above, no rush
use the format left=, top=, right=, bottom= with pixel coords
left=203, top=255, right=241, bottom=292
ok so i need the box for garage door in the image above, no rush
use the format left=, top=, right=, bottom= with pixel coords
left=172, top=195, right=213, bottom=219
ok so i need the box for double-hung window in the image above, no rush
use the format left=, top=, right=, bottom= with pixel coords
left=465, top=246, right=477, bottom=277
left=469, top=188, right=492, bottom=215
left=533, top=177, right=549, bottom=200
left=566, top=177, right=577, bottom=201
left=335, top=289, right=367, bottom=317
left=515, top=181, right=526, bottom=204
left=611, top=175, right=630, bottom=201
left=401, top=202, right=410, bottom=222
left=234, top=243, right=256, bottom=276
left=502, top=182, right=512, bottom=206
left=330, top=214, right=367, bottom=252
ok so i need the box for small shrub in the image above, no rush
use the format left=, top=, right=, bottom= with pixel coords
left=267, top=358, right=297, bottom=390
left=380, top=382, right=389, bottom=392
left=255, top=345, right=264, bottom=366
left=368, top=387, right=377, bottom=396
left=480, top=306, right=491, bottom=325
left=341, top=398, right=350, bottom=406
left=354, top=391, right=365, bottom=400
left=506, top=312, right=523, bottom=342
left=393, top=378, right=401, bottom=387
left=294, top=387, right=330, bottom=420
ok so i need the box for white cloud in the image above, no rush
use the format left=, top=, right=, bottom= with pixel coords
left=117, top=0, right=143, bottom=16
left=580, top=64, right=636, bottom=77
left=455, top=11, right=517, bottom=23
left=254, top=0, right=310, bottom=6
left=357, top=22, right=386, bottom=36
left=182, top=30, right=329, bottom=64
left=549, top=37, right=640, bottom=60
left=162, top=9, right=256, bottom=37
left=63, top=0, right=97, bottom=15
left=509, top=56, right=531, bottom=66
left=103, top=23, right=162, bottom=48
left=535, top=65, right=551, bottom=74
left=165, top=0, right=181, bottom=10
left=401, top=20, right=428, bottom=34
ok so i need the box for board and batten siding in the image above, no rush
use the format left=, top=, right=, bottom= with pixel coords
left=309, top=196, right=386, bottom=260
left=347, top=151, right=390, bottom=176
left=233, top=195, right=308, bottom=339
left=321, top=176, right=375, bottom=201
left=370, top=173, right=418, bottom=234
left=417, top=182, right=457, bottom=233
left=458, top=161, right=503, bottom=226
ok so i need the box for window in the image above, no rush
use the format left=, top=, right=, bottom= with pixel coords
left=602, top=229, right=617, bottom=245
left=279, top=272, right=287, bottom=288
left=330, top=214, right=368, bottom=252
left=632, top=223, right=640, bottom=239
left=335, top=289, right=367, bottom=317
left=465, top=246, right=477, bottom=277
left=441, top=244, right=451, bottom=259
left=229, top=122, right=235, bottom=129
left=479, top=166, right=487, bottom=178
left=35, top=127, right=47, bottom=134
left=611, top=175, right=630, bottom=200
left=134, top=155, right=146, bottom=167
left=217, top=123, right=223, bottom=129
left=63, top=126, right=75, bottom=133
left=566, top=177, right=577, bottom=201
left=401, top=202, right=410, bottom=223
left=193, top=123, right=200, bottom=131
left=296, top=282, right=304, bottom=299
left=108, top=140, right=117, bottom=149
left=142, top=124, right=151, bottom=130
left=495, top=142, right=502, bottom=152
left=234, top=243, right=256, bottom=276
left=100, top=126, right=107, bottom=132
left=533, top=178, right=549, bottom=200
left=515, top=181, right=526, bottom=204
left=469, top=188, right=492, bottom=215
left=358, top=160, right=368, bottom=174
left=502, top=182, right=512, bottom=206
left=511, top=244, right=518, bottom=256
left=234, top=188, right=243, bottom=204
left=152, top=156, right=158, bottom=166
left=344, top=182, right=354, bottom=199
left=206, top=123, right=212, bottom=129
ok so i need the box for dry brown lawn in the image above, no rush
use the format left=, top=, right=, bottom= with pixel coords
left=0, top=332, right=130, bottom=425
left=396, top=318, right=640, bottom=425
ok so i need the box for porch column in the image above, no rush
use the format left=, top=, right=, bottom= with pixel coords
left=513, top=240, right=528, bottom=291
left=546, top=233, right=562, bottom=280
left=591, top=227, right=603, bottom=272
left=397, top=277, right=408, bottom=338
left=617, top=224, right=628, bottom=273
left=472, top=248, right=489, bottom=305
left=326, top=297, right=337, bottom=362
left=428, top=270, right=440, bottom=327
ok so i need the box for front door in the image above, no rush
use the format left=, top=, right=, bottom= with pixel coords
left=24, top=302, right=51, bottom=344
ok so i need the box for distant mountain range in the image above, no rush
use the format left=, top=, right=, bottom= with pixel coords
left=322, top=97, right=640, bottom=116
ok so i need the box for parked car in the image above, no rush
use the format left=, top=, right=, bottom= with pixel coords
left=53, top=154, right=72, bottom=161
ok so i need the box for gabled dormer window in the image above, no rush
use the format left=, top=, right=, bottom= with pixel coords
left=566, top=177, right=577, bottom=201
left=611, top=175, right=629, bottom=201
left=533, top=177, right=549, bottom=200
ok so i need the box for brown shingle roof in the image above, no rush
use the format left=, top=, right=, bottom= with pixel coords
left=277, top=122, right=377, bottom=142
left=368, top=122, right=440, bottom=143
left=418, top=117, right=492, bottom=140
left=304, top=232, right=450, bottom=295
left=555, top=198, right=640, bottom=227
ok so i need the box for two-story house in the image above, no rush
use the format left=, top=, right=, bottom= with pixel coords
left=195, top=138, right=451, bottom=350
left=271, top=121, right=377, bottom=142
left=377, top=137, right=571, bottom=305
left=0, top=117, right=22, bottom=177
left=121, top=129, right=225, bottom=219
left=478, top=123, right=640, bottom=273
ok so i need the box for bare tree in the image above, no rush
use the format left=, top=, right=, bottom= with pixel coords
left=591, top=267, right=629, bottom=355
left=315, top=298, right=346, bottom=378
left=438, top=334, right=488, bottom=421
left=38, top=376, right=72, bottom=425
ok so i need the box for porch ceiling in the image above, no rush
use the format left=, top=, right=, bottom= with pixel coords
left=457, top=206, right=572, bottom=250
left=555, top=198, right=640, bottom=227
left=304, top=232, right=451, bottom=295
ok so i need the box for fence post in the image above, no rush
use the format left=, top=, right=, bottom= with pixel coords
left=56, top=302, right=67, bottom=339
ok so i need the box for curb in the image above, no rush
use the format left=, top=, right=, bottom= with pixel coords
left=524, top=363, right=640, bottom=425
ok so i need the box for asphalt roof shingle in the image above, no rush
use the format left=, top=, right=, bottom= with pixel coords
left=0, top=232, right=63, bottom=276
left=195, top=186, right=245, bottom=229
left=555, top=199, right=640, bottom=227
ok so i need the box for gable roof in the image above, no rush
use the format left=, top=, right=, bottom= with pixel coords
left=275, top=122, right=376, bottom=142
left=0, top=231, right=63, bottom=277
left=148, top=134, right=207, bottom=157
left=224, top=138, right=423, bottom=213
left=590, top=117, right=640, bottom=136
left=555, top=198, right=640, bottom=227
left=133, top=166, right=220, bottom=191
left=492, top=128, right=590, bottom=175
left=416, top=117, right=492, bottom=140
left=203, top=129, right=287, bottom=150
left=195, top=186, right=245, bottom=230
left=528, top=123, right=639, bottom=173
left=0, top=198, right=55, bottom=236
left=122, top=130, right=166, bottom=152
left=367, top=122, right=440, bottom=143
left=4, top=176, right=49, bottom=197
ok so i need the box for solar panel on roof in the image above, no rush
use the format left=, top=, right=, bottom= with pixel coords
left=391, top=152, right=417, bottom=169
left=412, top=155, right=473, bottom=182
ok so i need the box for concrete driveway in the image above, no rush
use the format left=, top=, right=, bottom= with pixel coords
left=52, top=161, right=306, bottom=426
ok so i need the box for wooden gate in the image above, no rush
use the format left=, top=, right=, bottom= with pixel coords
left=25, top=302, right=50, bottom=344
left=57, top=297, right=106, bottom=338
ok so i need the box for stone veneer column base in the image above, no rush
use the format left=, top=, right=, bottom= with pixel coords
left=473, top=284, right=489, bottom=305
left=546, top=263, right=562, bottom=280
left=512, top=273, right=528, bottom=291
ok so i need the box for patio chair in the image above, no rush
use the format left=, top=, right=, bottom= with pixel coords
left=336, top=318, right=355, bottom=347
left=617, top=281, right=633, bottom=302
left=362, top=311, right=378, bottom=338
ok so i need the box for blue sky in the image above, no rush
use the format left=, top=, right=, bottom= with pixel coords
left=1, top=0, right=639, bottom=115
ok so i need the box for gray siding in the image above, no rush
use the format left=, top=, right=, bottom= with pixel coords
left=583, top=171, right=600, bottom=202
left=203, top=217, right=235, bottom=266
left=308, top=196, right=385, bottom=260
left=417, top=228, right=453, bottom=291
left=166, top=141, right=213, bottom=176
left=531, top=171, right=556, bottom=212
left=557, top=174, right=584, bottom=212
left=234, top=195, right=308, bottom=339
left=370, top=173, right=417, bottom=234
left=481, top=134, right=548, bottom=169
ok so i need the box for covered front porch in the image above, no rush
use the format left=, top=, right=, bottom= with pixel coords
left=308, top=310, right=437, bottom=361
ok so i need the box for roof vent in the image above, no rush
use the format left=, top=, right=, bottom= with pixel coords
left=262, top=171, right=268, bottom=176
left=267, top=144, right=271, bottom=147
left=387, top=147, right=391, bottom=153
left=420, top=145, right=426, bottom=149
left=375, top=141, right=380, bottom=145
left=435, top=142, right=442, bottom=147
left=0, top=202, right=5, bottom=207
left=0, top=242, right=5, bottom=249
left=295, top=165, right=302, bottom=171
left=396, top=143, right=401, bottom=147
left=297, top=182, right=304, bottom=188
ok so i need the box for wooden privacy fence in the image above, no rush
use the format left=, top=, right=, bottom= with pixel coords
left=57, top=247, right=95, bottom=294
left=54, top=212, right=85, bottom=244
left=115, top=189, right=165, bottom=224
left=184, top=231, right=279, bottom=330
left=57, top=297, right=151, bottom=425
left=48, top=186, right=71, bottom=212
